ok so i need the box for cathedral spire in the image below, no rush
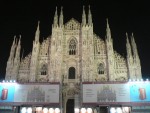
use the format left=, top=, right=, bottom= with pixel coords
left=35, top=21, right=40, bottom=42
left=106, top=18, right=112, bottom=41
left=59, top=6, right=64, bottom=27
left=11, top=35, right=21, bottom=80
left=15, top=35, right=21, bottom=60
left=53, top=7, right=58, bottom=27
left=131, top=33, right=139, bottom=61
left=105, top=19, right=114, bottom=81
left=126, top=33, right=133, bottom=59
left=130, top=33, right=142, bottom=79
left=18, top=35, right=21, bottom=46
left=9, top=35, right=17, bottom=61
left=21, top=48, right=24, bottom=61
left=82, top=6, right=86, bottom=26
left=88, top=5, right=92, bottom=26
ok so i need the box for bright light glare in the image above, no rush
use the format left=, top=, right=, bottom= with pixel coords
left=55, top=108, right=60, bottom=113
left=110, top=108, right=116, bottom=113
left=75, top=108, right=79, bottom=113
left=122, top=107, right=129, bottom=112
left=21, top=107, right=27, bottom=113
left=27, top=107, right=32, bottom=113
left=116, top=107, right=122, bottom=113
left=43, top=108, right=48, bottom=113
left=87, top=108, right=92, bottom=113
left=36, top=107, right=42, bottom=112
left=81, top=108, right=86, bottom=113
left=49, top=108, right=54, bottom=113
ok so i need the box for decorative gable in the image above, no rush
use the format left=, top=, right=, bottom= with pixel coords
left=65, top=18, right=80, bottom=30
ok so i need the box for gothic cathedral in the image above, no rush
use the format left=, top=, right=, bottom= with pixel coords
left=5, top=6, right=142, bottom=113
left=5, top=6, right=142, bottom=83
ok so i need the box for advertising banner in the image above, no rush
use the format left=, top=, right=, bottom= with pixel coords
left=83, top=84, right=97, bottom=103
left=97, top=84, right=130, bottom=102
left=0, top=83, right=60, bottom=103
left=83, top=83, right=130, bottom=103
left=129, top=82, right=150, bottom=102
left=83, top=82, right=150, bottom=103
left=0, top=83, right=15, bottom=102
left=14, top=84, right=59, bottom=103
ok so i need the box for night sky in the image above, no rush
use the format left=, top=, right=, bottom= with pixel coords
left=0, top=0, right=150, bottom=80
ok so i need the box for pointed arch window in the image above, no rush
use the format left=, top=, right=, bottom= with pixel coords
left=68, top=67, right=75, bottom=79
left=69, top=39, right=76, bottom=55
left=41, top=64, right=47, bottom=75
left=98, top=63, right=104, bottom=74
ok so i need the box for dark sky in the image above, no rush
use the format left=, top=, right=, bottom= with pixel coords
left=0, top=0, right=150, bottom=80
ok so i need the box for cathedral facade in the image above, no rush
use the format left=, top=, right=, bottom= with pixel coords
left=4, top=6, right=142, bottom=113
left=5, top=6, right=142, bottom=83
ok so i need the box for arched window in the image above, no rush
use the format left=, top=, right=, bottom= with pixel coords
left=98, top=63, right=104, bottom=74
left=68, top=67, right=75, bottom=79
left=69, top=39, right=76, bottom=55
left=41, top=64, right=47, bottom=75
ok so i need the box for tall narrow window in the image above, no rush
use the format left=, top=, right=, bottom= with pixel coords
left=41, top=64, right=47, bottom=75
left=69, top=39, right=76, bottom=55
left=68, top=67, right=75, bottom=79
left=98, top=63, right=104, bottom=74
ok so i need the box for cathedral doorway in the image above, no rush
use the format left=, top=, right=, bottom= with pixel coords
left=99, top=106, right=109, bottom=113
left=68, top=67, right=75, bottom=79
left=66, top=99, right=74, bottom=113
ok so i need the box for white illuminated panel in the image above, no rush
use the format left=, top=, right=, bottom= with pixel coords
left=87, top=108, right=92, bottom=113
left=36, top=107, right=42, bottom=113
left=116, top=107, right=122, bottom=113
left=110, top=108, right=116, bottom=113
left=55, top=108, right=60, bottom=113
left=81, top=108, right=86, bottom=113
left=49, top=108, right=54, bottom=113
left=43, top=108, right=48, bottom=113
left=122, top=107, right=130, bottom=113
left=75, top=108, right=79, bottom=113
left=21, top=107, right=27, bottom=113
left=27, top=107, right=32, bottom=113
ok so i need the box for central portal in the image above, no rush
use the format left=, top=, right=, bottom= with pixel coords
left=66, top=99, right=74, bottom=113
left=99, top=106, right=109, bottom=113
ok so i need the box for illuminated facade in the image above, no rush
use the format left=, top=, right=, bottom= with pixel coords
left=4, top=6, right=143, bottom=113
left=5, top=6, right=142, bottom=82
